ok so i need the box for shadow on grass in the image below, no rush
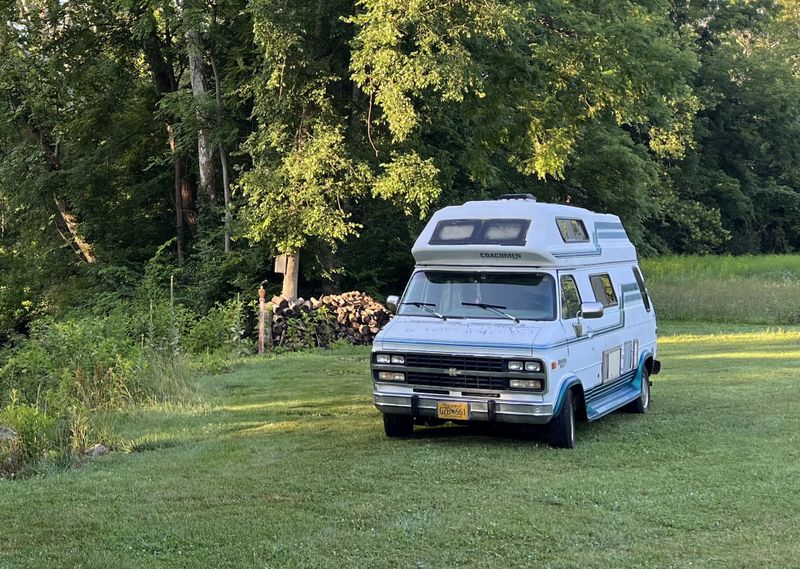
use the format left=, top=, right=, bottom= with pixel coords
left=408, top=421, right=552, bottom=445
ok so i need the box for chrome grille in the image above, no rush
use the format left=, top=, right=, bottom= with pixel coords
left=402, top=353, right=505, bottom=373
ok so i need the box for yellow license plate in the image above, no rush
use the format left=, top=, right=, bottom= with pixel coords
left=437, top=401, right=469, bottom=420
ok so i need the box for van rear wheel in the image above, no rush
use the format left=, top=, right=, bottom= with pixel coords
left=626, top=369, right=651, bottom=414
left=383, top=413, right=414, bottom=437
left=548, top=389, right=576, bottom=449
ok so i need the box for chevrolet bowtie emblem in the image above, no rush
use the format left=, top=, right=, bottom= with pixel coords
left=446, top=368, right=462, bottom=376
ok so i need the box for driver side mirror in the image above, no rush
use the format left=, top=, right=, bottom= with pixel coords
left=385, top=295, right=400, bottom=314
left=578, top=301, right=604, bottom=319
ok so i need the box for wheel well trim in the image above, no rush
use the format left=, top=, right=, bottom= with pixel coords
left=553, top=376, right=582, bottom=417
left=634, top=350, right=654, bottom=391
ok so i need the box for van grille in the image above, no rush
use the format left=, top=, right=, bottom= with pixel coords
left=403, top=353, right=505, bottom=373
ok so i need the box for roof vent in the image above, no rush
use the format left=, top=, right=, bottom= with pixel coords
left=498, top=193, right=537, bottom=201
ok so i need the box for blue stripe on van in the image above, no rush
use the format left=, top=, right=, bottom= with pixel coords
left=597, top=231, right=629, bottom=240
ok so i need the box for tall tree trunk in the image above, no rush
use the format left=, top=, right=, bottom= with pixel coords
left=220, top=142, right=232, bottom=252
left=166, top=124, right=185, bottom=265
left=281, top=252, right=300, bottom=300
left=142, top=23, right=196, bottom=259
left=210, top=56, right=232, bottom=252
left=53, top=195, right=95, bottom=264
left=186, top=23, right=215, bottom=202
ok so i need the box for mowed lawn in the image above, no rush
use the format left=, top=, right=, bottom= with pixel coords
left=2, top=325, right=800, bottom=569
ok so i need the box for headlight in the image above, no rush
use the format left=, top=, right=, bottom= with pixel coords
left=390, top=355, right=405, bottom=364
left=525, top=361, right=542, bottom=372
left=375, top=354, right=391, bottom=364
left=510, top=379, right=542, bottom=390
left=508, top=361, right=524, bottom=371
left=378, top=371, right=405, bottom=382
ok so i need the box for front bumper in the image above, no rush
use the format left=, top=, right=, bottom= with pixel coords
left=373, top=391, right=554, bottom=425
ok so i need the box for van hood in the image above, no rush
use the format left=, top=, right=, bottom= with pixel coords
left=374, top=316, right=545, bottom=357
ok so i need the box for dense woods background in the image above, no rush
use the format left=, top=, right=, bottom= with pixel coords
left=2, top=0, right=800, bottom=341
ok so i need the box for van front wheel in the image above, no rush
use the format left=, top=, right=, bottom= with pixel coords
left=548, top=390, right=576, bottom=449
left=383, top=413, right=414, bottom=437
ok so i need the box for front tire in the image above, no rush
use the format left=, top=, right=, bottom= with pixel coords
left=549, top=389, right=577, bottom=449
left=626, top=369, right=651, bottom=414
left=383, top=413, right=414, bottom=437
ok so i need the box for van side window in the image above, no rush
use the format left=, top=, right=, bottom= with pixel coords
left=560, top=275, right=582, bottom=319
left=632, top=266, right=651, bottom=312
left=556, top=218, right=590, bottom=243
left=589, top=274, right=618, bottom=307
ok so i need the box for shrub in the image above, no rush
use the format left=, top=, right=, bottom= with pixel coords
left=0, top=316, right=139, bottom=410
left=184, top=297, right=252, bottom=357
left=280, top=306, right=338, bottom=351
left=0, top=394, right=67, bottom=469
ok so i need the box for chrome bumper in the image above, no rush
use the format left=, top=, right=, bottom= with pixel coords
left=373, top=391, right=554, bottom=425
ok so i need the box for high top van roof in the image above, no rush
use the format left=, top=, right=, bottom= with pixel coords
left=411, top=196, right=637, bottom=268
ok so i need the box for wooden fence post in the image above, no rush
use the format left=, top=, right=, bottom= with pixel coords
left=258, top=286, right=267, bottom=354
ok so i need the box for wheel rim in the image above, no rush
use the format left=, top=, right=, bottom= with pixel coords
left=642, top=374, right=650, bottom=408
left=568, top=403, right=575, bottom=445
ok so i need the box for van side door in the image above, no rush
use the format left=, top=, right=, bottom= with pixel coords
left=586, top=271, right=635, bottom=387
left=558, top=272, right=599, bottom=388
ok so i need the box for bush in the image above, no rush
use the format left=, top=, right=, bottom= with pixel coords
left=0, top=395, right=67, bottom=471
left=279, top=306, right=338, bottom=351
left=183, top=297, right=252, bottom=356
left=0, top=316, right=139, bottom=410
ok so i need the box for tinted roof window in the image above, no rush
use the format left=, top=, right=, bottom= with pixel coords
left=430, top=219, right=530, bottom=246
left=429, top=220, right=480, bottom=244
left=479, top=219, right=530, bottom=245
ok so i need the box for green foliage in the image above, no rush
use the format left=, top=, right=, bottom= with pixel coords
left=184, top=297, right=252, bottom=357
left=0, top=268, right=251, bottom=475
left=0, top=397, right=61, bottom=468
left=241, top=123, right=373, bottom=252
left=0, top=316, right=138, bottom=410
left=372, top=152, right=441, bottom=218
left=278, top=306, right=338, bottom=351
left=349, top=0, right=699, bottom=178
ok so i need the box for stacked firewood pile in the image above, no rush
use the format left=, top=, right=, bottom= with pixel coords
left=269, top=291, right=391, bottom=347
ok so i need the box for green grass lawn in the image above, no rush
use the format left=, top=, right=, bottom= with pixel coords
left=2, top=324, right=800, bottom=568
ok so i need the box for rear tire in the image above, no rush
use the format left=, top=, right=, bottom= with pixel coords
left=549, top=389, right=577, bottom=449
left=626, top=369, right=651, bottom=414
left=383, top=413, right=414, bottom=437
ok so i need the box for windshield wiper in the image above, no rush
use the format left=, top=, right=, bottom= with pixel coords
left=400, top=301, right=447, bottom=320
left=461, top=302, right=520, bottom=323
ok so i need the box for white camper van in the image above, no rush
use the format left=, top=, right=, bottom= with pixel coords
left=371, top=194, right=660, bottom=448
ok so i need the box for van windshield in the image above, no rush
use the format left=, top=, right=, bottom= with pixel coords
left=398, top=271, right=556, bottom=321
